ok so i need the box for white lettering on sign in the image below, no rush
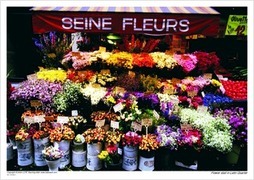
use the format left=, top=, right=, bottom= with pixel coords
left=122, top=18, right=189, bottom=33
left=62, top=17, right=112, bottom=31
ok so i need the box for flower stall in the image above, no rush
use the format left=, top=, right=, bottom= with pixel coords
left=6, top=6, right=248, bottom=172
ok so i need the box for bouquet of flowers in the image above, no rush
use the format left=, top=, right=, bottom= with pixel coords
left=53, top=80, right=85, bottom=113
left=67, top=69, right=95, bottom=83
left=62, top=51, right=93, bottom=70
left=214, top=107, right=247, bottom=146
left=122, top=131, right=142, bottom=147
left=33, top=32, right=71, bottom=68
left=202, top=117, right=233, bottom=153
left=49, top=126, right=75, bottom=142
left=15, top=125, right=37, bottom=141
left=150, top=52, right=178, bottom=70
left=7, top=123, right=23, bottom=139
left=106, top=52, right=133, bottom=69
left=82, top=128, right=106, bottom=144
left=203, top=93, right=233, bottom=111
left=178, top=129, right=203, bottom=152
left=36, top=67, right=67, bottom=83
left=194, top=51, right=220, bottom=73
left=98, top=144, right=121, bottom=164
left=33, top=130, right=50, bottom=140
left=155, top=125, right=181, bottom=150
left=174, top=54, right=198, bottom=73
left=81, top=83, right=107, bottom=105
left=105, top=130, right=123, bottom=145
left=132, top=53, right=155, bottom=68
left=139, top=134, right=159, bottom=152
left=42, top=145, right=63, bottom=161
left=10, top=79, right=63, bottom=113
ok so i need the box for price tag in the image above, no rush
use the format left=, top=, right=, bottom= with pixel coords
left=24, top=116, right=34, bottom=124
left=99, top=46, right=106, bottom=52
left=180, top=123, right=193, bottom=130
left=71, top=110, right=78, bottom=117
left=113, top=102, right=124, bottom=113
left=34, top=115, right=45, bottom=123
left=187, top=90, right=197, bottom=98
left=118, top=148, right=122, bottom=155
left=203, top=73, right=213, bottom=80
left=220, top=86, right=226, bottom=94
left=57, top=116, right=69, bottom=124
left=216, top=75, right=224, bottom=80
left=153, top=110, right=160, bottom=120
left=197, top=105, right=208, bottom=113
left=141, top=118, right=152, bottom=127
left=131, top=121, right=142, bottom=132
left=110, top=121, right=119, bottom=129
left=95, top=119, right=105, bottom=128
left=27, top=73, right=37, bottom=81
left=30, top=100, right=42, bottom=107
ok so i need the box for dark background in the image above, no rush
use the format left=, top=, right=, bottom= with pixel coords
left=7, top=7, right=247, bottom=79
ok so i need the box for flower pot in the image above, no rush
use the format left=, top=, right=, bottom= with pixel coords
left=122, top=145, right=138, bottom=171
left=16, top=138, right=33, bottom=166
left=59, top=150, right=70, bottom=169
left=45, top=159, right=60, bottom=172
left=226, top=144, right=241, bottom=165
left=87, top=142, right=102, bottom=156
left=104, top=160, right=122, bottom=170
left=33, top=137, right=49, bottom=152
left=86, top=154, right=102, bottom=171
left=72, top=150, right=86, bottom=168
left=175, top=148, right=198, bottom=170
left=138, top=150, right=155, bottom=171
left=155, top=147, right=175, bottom=170
left=7, top=143, right=13, bottom=161
left=73, top=141, right=85, bottom=152
left=54, top=140, right=70, bottom=153
left=33, top=137, right=50, bottom=166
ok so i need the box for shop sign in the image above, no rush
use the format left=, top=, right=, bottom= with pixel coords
left=32, top=12, right=219, bottom=36
left=225, top=15, right=247, bottom=36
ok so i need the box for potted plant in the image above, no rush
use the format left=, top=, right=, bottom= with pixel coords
left=73, top=134, right=85, bottom=152
left=138, top=134, right=159, bottom=171
left=122, top=131, right=142, bottom=171
left=82, top=127, right=106, bottom=170
left=98, top=144, right=122, bottom=170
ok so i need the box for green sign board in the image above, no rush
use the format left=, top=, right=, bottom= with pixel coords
left=225, top=15, right=247, bottom=36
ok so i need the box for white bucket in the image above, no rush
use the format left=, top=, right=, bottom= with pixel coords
left=17, top=149, right=33, bottom=166
left=33, top=137, right=49, bottom=152
left=34, top=152, right=47, bottom=166
left=72, top=150, right=86, bottom=167
left=54, top=140, right=70, bottom=153
left=138, top=156, right=155, bottom=171
left=87, top=143, right=102, bottom=156
left=122, top=146, right=138, bottom=171
left=59, top=150, right=70, bottom=169
left=45, top=159, right=60, bottom=172
left=86, top=154, right=102, bottom=171
left=7, top=143, right=13, bottom=161
left=16, top=138, right=32, bottom=151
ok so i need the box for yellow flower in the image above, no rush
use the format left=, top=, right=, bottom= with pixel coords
left=211, top=79, right=222, bottom=87
left=180, top=84, right=187, bottom=91
left=98, top=150, right=108, bottom=160
left=36, top=68, right=67, bottom=82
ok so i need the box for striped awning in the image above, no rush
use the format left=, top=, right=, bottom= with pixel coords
left=31, top=6, right=220, bottom=36
left=31, top=6, right=219, bottom=14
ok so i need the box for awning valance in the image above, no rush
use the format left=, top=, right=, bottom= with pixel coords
left=31, top=6, right=220, bottom=36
